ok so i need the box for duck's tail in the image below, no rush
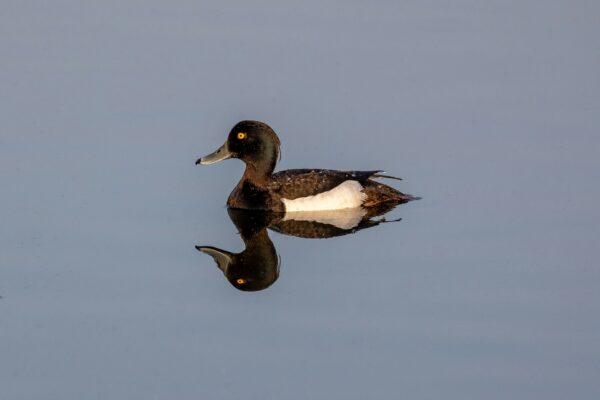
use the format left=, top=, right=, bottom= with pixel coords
left=362, top=178, right=420, bottom=206
left=369, top=171, right=403, bottom=181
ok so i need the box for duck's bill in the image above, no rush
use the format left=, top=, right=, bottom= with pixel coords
left=195, top=245, right=233, bottom=272
left=196, top=143, right=231, bottom=165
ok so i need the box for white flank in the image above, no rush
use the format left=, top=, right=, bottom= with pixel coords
left=281, top=180, right=366, bottom=212
left=282, top=208, right=367, bottom=230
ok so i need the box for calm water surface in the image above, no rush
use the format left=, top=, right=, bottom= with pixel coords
left=1, top=1, right=599, bottom=399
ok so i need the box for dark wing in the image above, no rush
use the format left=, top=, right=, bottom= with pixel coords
left=269, top=169, right=384, bottom=200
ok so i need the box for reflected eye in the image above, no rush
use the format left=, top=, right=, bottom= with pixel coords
left=236, top=278, right=246, bottom=285
left=237, top=132, right=247, bottom=140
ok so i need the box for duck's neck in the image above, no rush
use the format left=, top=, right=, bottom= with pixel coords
left=242, top=164, right=272, bottom=186
left=241, top=154, right=277, bottom=187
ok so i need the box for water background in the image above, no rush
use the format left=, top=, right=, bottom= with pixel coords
left=1, top=1, right=599, bottom=399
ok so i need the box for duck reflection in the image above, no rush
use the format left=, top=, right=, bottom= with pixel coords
left=196, top=203, right=402, bottom=291
left=196, top=211, right=280, bottom=291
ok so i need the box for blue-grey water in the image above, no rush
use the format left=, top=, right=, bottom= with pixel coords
left=2, top=1, right=599, bottom=399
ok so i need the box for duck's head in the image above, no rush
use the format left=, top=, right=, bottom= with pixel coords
left=196, top=120, right=281, bottom=176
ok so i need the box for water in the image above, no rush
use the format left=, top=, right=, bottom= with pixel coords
left=1, top=1, right=599, bottom=399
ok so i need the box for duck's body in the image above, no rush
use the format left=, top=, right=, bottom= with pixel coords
left=227, top=168, right=411, bottom=212
left=197, top=121, right=416, bottom=212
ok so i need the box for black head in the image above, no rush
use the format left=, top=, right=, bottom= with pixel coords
left=196, top=120, right=281, bottom=176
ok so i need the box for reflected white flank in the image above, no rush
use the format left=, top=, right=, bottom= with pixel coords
left=282, top=207, right=367, bottom=230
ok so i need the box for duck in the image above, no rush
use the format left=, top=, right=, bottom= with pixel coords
left=196, top=120, right=417, bottom=212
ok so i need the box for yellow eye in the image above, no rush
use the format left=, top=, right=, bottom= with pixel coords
left=237, top=132, right=247, bottom=140
left=236, top=278, right=246, bottom=285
